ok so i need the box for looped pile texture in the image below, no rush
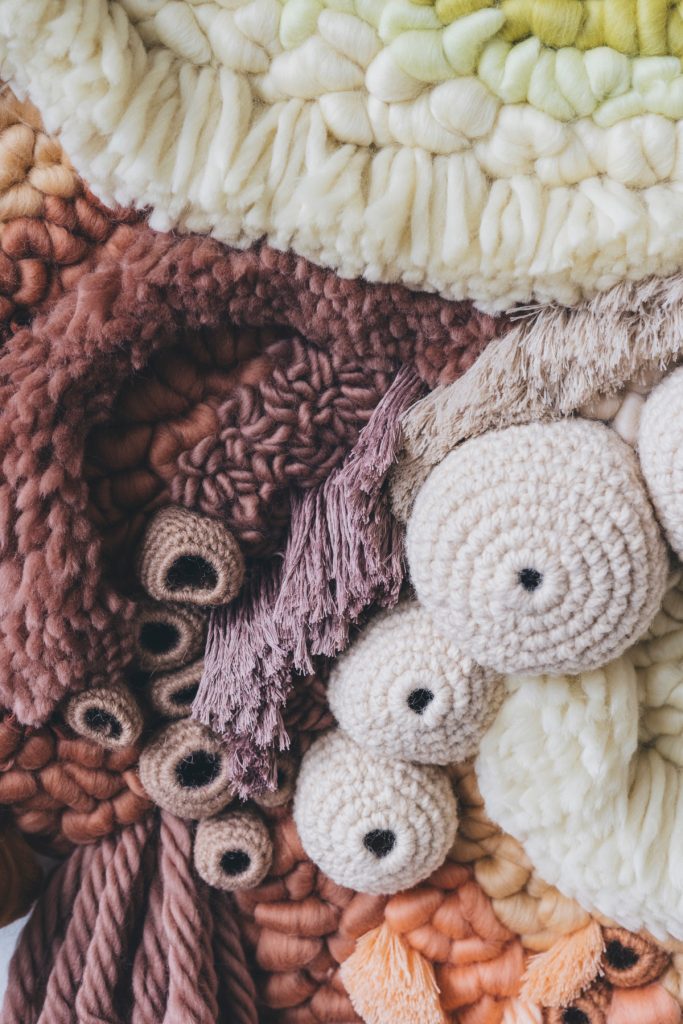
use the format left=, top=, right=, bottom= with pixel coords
left=407, top=418, right=668, bottom=675
left=13, top=0, right=683, bottom=305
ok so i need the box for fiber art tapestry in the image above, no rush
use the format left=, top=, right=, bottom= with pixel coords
left=0, top=4, right=683, bottom=1024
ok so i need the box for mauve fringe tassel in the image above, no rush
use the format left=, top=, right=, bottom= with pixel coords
left=199, top=365, right=426, bottom=794
left=0, top=814, right=260, bottom=1024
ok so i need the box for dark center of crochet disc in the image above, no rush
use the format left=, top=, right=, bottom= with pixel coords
left=171, top=683, right=200, bottom=706
left=518, top=567, right=543, bottom=592
left=563, top=1009, right=590, bottom=1024
left=363, top=829, right=396, bottom=859
left=140, top=620, right=180, bottom=654
left=605, top=940, right=639, bottom=970
left=84, top=707, right=122, bottom=739
left=407, top=688, right=434, bottom=714
left=175, top=750, right=221, bottom=789
left=166, top=555, right=218, bottom=593
left=220, top=849, right=251, bottom=876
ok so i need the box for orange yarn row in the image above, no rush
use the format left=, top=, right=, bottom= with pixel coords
left=0, top=714, right=151, bottom=854
left=0, top=84, right=137, bottom=330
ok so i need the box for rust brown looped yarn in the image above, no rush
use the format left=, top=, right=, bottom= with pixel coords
left=0, top=218, right=502, bottom=790
left=0, top=712, right=151, bottom=855
left=0, top=85, right=139, bottom=339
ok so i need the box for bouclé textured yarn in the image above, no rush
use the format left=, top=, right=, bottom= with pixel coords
left=407, top=418, right=669, bottom=675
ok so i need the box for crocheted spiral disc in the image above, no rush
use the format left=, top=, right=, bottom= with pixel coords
left=64, top=685, right=144, bottom=750
left=293, top=729, right=458, bottom=894
left=407, top=418, right=668, bottom=675
left=639, top=366, right=683, bottom=560
left=133, top=602, right=207, bottom=672
left=328, top=601, right=503, bottom=764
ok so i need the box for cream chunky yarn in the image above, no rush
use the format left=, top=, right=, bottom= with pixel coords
left=293, top=729, right=457, bottom=894
left=639, top=367, right=683, bottom=561
left=13, top=1, right=683, bottom=307
left=407, top=418, right=669, bottom=676
left=477, top=577, right=683, bottom=942
left=328, top=601, right=503, bottom=764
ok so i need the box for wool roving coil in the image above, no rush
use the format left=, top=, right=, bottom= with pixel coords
left=138, top=720, right=235, bottom=819
left=328, top=600, right=503, bottom=764
left=639, top=366, right=683, bottom=561
left=134, top=601, right=207, bottom=672
left=194, top=810, right=273, bottom=891
left=137, top=506, right=245, bottom=608
left=63, top=685, right=144, bottom=750
left=293, top=729, right=458, bottom=894
left=148, top=659, right=204, bottom=720
left=476, top=577, right=683, bottom=941
left=407, top=418, right=669, bottom=676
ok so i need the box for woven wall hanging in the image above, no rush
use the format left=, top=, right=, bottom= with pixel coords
left=1, top=5, right=683, bottom=1023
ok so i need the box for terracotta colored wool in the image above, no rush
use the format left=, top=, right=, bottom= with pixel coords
left=0, top=219, right=501, bottom=783
left=1, top=811, right=259, bottom=1024
left=0, top=85, right=138, bottom=338
left=0, top=713, right=151, bottom=855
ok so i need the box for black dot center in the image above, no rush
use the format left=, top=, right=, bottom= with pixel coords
left=171, top=683, right=199, bottom=706
left=175, top=749, right=221, bottom=789
left=407, top=688, right=434, bottom=715
left=563, top=1010, right=589, bottom=1024
left=140, top=620, right=180, bottom=654
left=605, top=940, right=639, bottom=970
left=220, top=849, right=251, bottom=876
left=165, top=554, right=218, bottom=593
left=518, top=567, right=543, bottom=592
left=83, top=707, right=122, bottom=739
left=363, top=829, right=396, bottom=859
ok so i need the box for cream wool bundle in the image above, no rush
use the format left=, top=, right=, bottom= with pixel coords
left=13, top=0, right=683, bottom=307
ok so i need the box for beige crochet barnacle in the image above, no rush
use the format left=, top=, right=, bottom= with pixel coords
left=328, top=600, right=503, bottom=765
left=293, top=729, right=457, bottom=894
left=63, top=684, right=144, bottom=750
left=194, top=809, right=273, bottom=891
left=133, top=601, right=207, bottom=672
left=147, top=658, right=204, bottom=720
left=137, top=506, right=245, bottom=607
left=138, top=720, right=235, bottom=819
left=406, top=418, right=668, bottom=676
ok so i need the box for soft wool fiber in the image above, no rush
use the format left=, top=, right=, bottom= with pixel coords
left=12, top=1, right=683, bottom=306
left=328, top=600, right=503, bottom=764
left=477, top=577, right=683, bottom=941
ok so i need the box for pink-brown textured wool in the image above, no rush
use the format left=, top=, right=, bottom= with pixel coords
left=0, top=221, right=501, bottom=787
left=1, top=811, right=259, bottom=1024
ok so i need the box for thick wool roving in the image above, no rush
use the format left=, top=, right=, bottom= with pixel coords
left=406, top=418, right=668, bottom=675
left=477, top=576, right=683, bottom=942
left=13, top=1, right=683, bottom=306
left=328, top=600, right=503, bottom=764
left=294, top=729, right=458, bottom=893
